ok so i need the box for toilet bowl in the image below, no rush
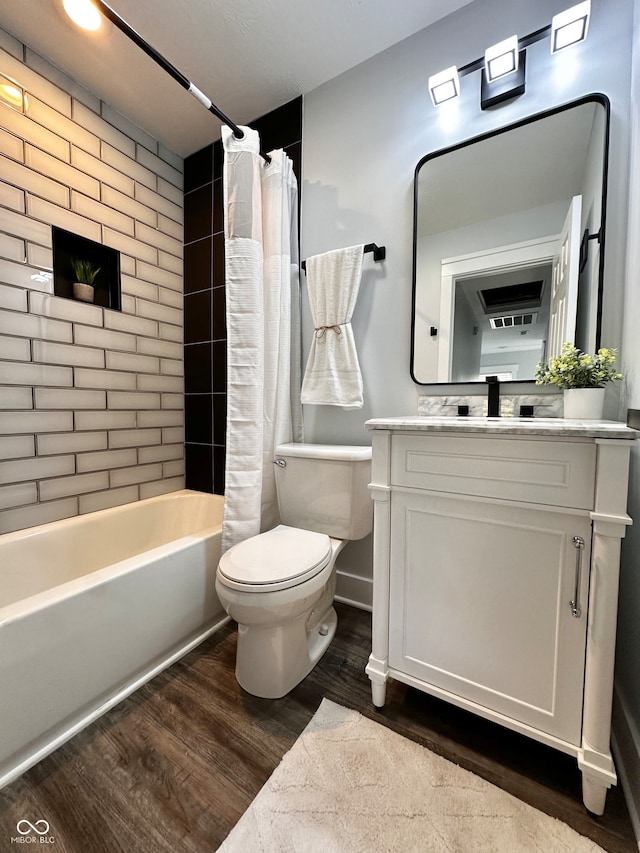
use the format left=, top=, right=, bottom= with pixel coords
left=215, top=443, right=372, bottom=699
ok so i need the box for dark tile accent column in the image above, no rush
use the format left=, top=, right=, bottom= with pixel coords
left=183, top=96, right=302, bottom=494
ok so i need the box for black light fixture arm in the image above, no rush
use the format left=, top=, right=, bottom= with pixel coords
left=91, top=0, right=271, bottom=163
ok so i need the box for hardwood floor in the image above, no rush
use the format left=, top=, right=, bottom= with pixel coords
left=0, top=604, right=636, bottom=852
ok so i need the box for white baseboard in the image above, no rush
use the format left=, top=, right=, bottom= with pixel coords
left=612, top=684, right=640, bottom=850
left=335, top=569, right=372, bottom=611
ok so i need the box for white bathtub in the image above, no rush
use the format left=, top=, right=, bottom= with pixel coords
left=0, top=489, right=228, bottom=789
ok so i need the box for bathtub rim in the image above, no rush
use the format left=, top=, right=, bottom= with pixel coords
left=0, top=489, right=224, bottom=617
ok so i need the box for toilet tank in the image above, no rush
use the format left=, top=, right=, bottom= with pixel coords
left=274, top=443, right=373, bottom=540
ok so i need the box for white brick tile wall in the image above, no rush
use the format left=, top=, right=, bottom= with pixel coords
left=0, top=482, right=37, bottom=510
left=0, top=310, right=72, bottom=342
left=72, top=101, right=135, bottom=158
left=75, top=411, right=136, bottom=431
left=136, top=261, right=181, bottom=291
left=0, top=435, right=35, bottom=458
left=27, top=97, right=101, bottom=157
left=30, top=292, right=103, bottom=326
left=0, top=103, right=70, bottom=161
left=39, top=471, right=109, bottom=501
left=108, top=428, right=161, bottom=448
left=110, top=463, right=162, bottom=487
left=33, top=339, right=105, bottom=368
left=25, top=49, right=100, bottom=113
left=71, top=146, right=134, bottom=196
left=27, top=195, right=101, bottom=242
left=138, top=443, right=183, bottom=464
left=102, top=185, right=156, bottom=227
left=73, top=324, right=135, bottom=351
left=77, top=448, right=137, bottom=473
left=74, top=367, right=136, bottom=390
left=0, top=31, right=185, bottom=533
left=79, top=484, right=139, bottom=515
left=0, top=497, right=79, bottom=534
left=135, top=184, right=182, bottom=224
left=102, top=143, right=156, bottom=190
left=0, top=181, right=26, bottom=213
left=139, top=476, right=185, bottom=500
left=0, top=283, right=27, bottom=311
left=1, top=387, right=33, bottom=408
left=35, top=388, right=106, bottom=409
left=0, top=127, right=24, bottom=161
left=0, top=206, right=52, bottom=246
left=0, top=154, right=70, bottom=207
left=0, top=47, right=72, bottom=116
left=24, top=145, right=102, bottom=200
left=0, top=410, right=73, bottom=433
left=101, top=104, right=158, bottom=154
left=37, top=431, right=107, bottom=455
left=2, top=361, right=73, bottom=386
left=0, top=335, right=31, bottom=360
left=105, top=351, right=159, bottom=373
left=0, top=455, right=74, bottom=486
left=27, top=244, right=53, bottom=269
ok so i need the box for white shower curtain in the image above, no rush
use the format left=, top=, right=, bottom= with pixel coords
left=221, top=126, right=302, bottom=552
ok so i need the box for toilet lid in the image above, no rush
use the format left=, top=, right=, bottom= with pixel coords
left=218, top=525, right=333, bottom=592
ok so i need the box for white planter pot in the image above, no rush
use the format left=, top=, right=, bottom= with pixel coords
left=563, top=387, right=606, bottom=420
left=72, top=282, right=95, bottom=303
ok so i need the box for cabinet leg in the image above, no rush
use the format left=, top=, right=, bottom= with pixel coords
left=371, top=679, right=386, bottom=708
left=581, top=773, right=608, bottom=816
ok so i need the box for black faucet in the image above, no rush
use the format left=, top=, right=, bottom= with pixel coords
left=486, top=375, right=500, bottom=417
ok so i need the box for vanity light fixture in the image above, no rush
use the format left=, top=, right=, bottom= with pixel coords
left=481, top=35, right=526, bottom=110
left=551, top=0, right=591, bottom=53
left=429, top=2, right=591, bottom=112
left=62, top=0, right=101, bottom=31
left=428, top=66, right=460, bottom=106
left=484, top=35, right=519, bottom=82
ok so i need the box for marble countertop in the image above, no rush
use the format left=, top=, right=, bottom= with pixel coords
left=365, top=416, right=639, bottom=440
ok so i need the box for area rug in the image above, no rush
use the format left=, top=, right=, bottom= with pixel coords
left=217, top=699, right=605, bottom=852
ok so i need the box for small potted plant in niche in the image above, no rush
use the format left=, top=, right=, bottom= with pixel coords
left=535, top=342, right=623, bottom=419
left=71, top=258, right=100, bottom=303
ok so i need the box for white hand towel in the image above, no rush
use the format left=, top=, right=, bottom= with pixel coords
left=301, top=245, right=365, bottom=409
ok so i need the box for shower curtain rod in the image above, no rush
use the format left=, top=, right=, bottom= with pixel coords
left=92, top=0, right=272, bottom=164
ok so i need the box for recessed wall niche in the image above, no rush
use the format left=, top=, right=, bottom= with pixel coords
left=52, top=227, right=121, bottom=310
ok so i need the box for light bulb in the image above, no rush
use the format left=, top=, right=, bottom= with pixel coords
left=62, top=0, right=101, bottom=31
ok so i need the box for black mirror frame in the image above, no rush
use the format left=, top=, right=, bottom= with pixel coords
left=410, top=92, right=611, bottom=387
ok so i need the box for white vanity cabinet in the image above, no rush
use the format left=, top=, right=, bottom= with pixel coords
left=365, top=418, right=637, bottom=815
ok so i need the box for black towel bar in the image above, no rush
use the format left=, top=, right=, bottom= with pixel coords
left=301, top=243, right=386, bottom=272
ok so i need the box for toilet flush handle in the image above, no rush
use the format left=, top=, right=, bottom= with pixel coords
left=273, top=458, right=287, bottom=467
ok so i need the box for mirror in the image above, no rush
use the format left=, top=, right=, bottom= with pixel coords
left=411, top=95, right=609, bottom=385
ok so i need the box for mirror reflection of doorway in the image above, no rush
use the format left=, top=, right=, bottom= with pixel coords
left=446, top=195, right=583, bottom=382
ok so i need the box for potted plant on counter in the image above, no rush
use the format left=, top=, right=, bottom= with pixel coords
left=535, top=342, right=622, bottom=419
left=71, top=258, right=100, bottom=303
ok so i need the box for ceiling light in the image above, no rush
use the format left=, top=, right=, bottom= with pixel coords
left=428, top=66, right=460, bottom=107
left=62, top=0, right=102, bottom=31
left=551, top=1, right=591, bottom=53
left=484, top=35, right=520, bottom=82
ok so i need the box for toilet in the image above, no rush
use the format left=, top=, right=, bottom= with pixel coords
left=215, top=442, right=373, bottom=698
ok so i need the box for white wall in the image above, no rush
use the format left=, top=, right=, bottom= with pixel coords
left=301, top=0, right=633, bottom=442
left=615, top=0, right=640, bottom=838
left=301, top=0, right=638, bottom=817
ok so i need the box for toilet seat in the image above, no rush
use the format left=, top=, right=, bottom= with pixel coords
left=217, top=525, right=333, bottom=592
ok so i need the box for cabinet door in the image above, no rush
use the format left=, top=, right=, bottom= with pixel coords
left=388, top=491, right=591, bottom=745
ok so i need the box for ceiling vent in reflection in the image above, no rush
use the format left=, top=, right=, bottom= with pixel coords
left=479, top=280, right=543, bottom=314
left=489, top=312, right=538, bottom=329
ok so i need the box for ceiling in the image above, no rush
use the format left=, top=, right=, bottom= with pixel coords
left=0, top=0, right=474, bottom=158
